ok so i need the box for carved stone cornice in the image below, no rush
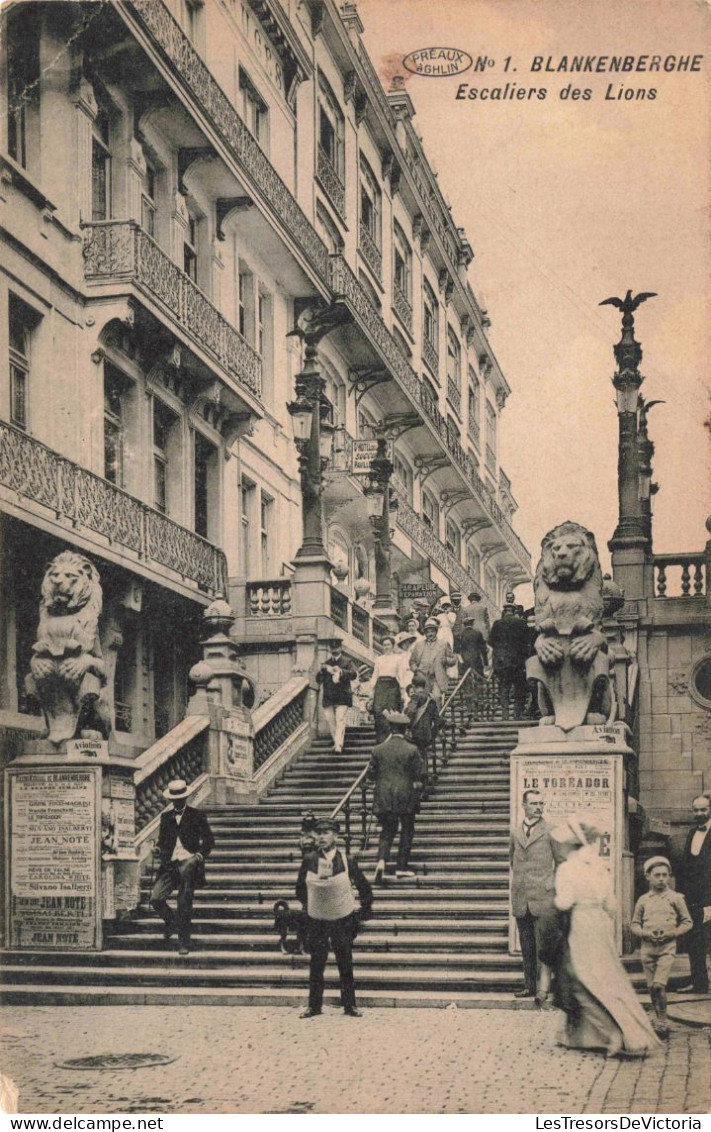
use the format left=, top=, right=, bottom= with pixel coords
left=247, top=0, right=313, bottom=101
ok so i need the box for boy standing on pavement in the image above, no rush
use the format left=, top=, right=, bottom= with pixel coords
left=296, top=817, right=373, bottom=1018
left=631, top=856, right=693, bottom=1037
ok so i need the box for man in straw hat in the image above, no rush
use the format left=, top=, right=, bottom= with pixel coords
left=296, top=817, right=373, bottom=1018
left=150, top=779, right=215, bottom=956
left=368, top=711, right=424, bottom=883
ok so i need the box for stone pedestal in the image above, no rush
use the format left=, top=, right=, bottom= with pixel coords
left=4, top=745, right=139, bottom=950
left=509, top=722, right=634, bottom=956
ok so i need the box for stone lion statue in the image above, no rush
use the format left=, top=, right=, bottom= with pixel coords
left=527, top=522, right=613, bottom=731
left=25, top=551, right=111, bottom=744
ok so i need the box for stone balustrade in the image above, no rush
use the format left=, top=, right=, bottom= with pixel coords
left=0, top=420, right=228, bottom=596
left=246, top=579, right=293, bottom=617
left=82, top=221, right=261, bottom=400
left=653, top=554, right=706, bottom=599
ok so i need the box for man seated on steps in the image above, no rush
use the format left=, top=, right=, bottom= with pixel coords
left=296, top=817, right=373, bottom=1019
left=368, top=711, right=424, bottom=883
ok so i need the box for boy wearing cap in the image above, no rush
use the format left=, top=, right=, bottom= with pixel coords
left=151, top=779, right=215, bottom=956
left=631, top=857, right=692, bottom=1036
left=296, top=817, right=373, bottom=1018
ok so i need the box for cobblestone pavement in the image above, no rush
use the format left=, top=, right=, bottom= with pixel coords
left=1, top=1006, right=709, bottom=1115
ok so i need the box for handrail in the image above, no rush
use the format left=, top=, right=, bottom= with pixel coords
left=331, top=764, right=371, bottom=856
left=331, top=765, right=369, bottom=820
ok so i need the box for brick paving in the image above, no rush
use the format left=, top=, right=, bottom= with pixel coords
left=1, top=1006, right=709, bottom=1115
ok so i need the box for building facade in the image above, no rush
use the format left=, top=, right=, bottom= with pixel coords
left=0, top=0, right=531, bottom=756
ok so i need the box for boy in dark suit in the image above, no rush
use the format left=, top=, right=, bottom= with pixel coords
left=675, top=794, right=711, bottom=994
left=296, top=817, right=373, bottom=1018
left=150, top=778, right=215, bottom=956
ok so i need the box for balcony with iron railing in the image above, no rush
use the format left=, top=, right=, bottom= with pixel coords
left=119, top=0, right=329, bottom=283
left=392, top=282, right=413, bottom=334
left=317, top=146, right=346, bottom=218
left=0, top=420, right=228, bottom=598
left=358, top=223, right=382, bottom=281
left=82, top=221, right=262, bottom=403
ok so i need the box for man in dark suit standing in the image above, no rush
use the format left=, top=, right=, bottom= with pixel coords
left=296, top=817, right=373, bottom=1018
left=676, top=794, right=711, bottom=994
left=316, top=638, right=357, bottom=754
left=151, top=779, right=215, bottom=956
left=510, top=789, right=556, bottom=998
left=489, top=602, right=529, bottom=720
left=368, top=711, right=424, bottom=883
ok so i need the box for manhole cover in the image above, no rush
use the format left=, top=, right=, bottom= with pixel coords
left=56, top=1054, right=176, bottom=1071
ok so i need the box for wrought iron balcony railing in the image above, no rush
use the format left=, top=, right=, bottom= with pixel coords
left=82, top=221, right=262, bottom=401
left=447, top=376, right=462, bottom=417
left=486, top=444, right=497, bottom=477
left=123, top=0, right=329, bottom=283
left=358, top=223, right=382, bottom=281
left=317, top=146, right=346, bottom=218
left=468, top=419, right=481, bottom=449
left=0, top=420, right=228, bottom=596
left=392, top=283, right=413, bottom=334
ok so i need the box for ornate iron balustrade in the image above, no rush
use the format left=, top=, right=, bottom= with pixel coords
left=351, top=602, right=371, bottom=646
left=328, top=254, right=422, bottom=402
left=253, top=684, right=308, bottom=773
left=317, top=146, right=346, bottom=217
left=330, top=586, right=349, bottom=631
left=124, top=0, right=329, bottom=282
left=653, top=554, right=706, bottom=598
left=83, top=221, right=261, bottom=399
left=422, top=335, right=439, bottom=378
left=486, top=444, right=497, bottom=477
left=392, top=283, right=413, bottom=334
left=468, top=420, right=481, bottom=449
left=447, top=377, right=462, bottom=417
left=394, top=489, right=492, bottom=614
left=135, top=730, right=206, bottom=832
left=246, top=579, right=293, bottom=617
left=0, top=420, right=228, bottom=595
left=358, top=223, right=382, bottom=281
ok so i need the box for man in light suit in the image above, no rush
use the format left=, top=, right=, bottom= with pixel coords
left=151, top=779, right=215, bottom=956
left=510, top=789, right=556, bottom=997
left=675, top=794, right=711, bottom=994
left=409, top=618, right=458, bottom=706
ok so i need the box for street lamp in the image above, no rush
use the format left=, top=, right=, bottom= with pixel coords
left=365, top=437, right=396, bottom=615
left=286, top=338, right=333, bottom=560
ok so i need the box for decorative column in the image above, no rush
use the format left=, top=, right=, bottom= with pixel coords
left=365, top=437, right=399, bottom=630
left=600, top=290, right=656, bottom=602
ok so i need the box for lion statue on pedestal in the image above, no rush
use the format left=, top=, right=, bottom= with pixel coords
left=25, top=551, right=111, bottom=745
left=527, top=521, right=613, bottom=731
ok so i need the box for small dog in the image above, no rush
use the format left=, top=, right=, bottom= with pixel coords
left=273, top=899, right=309, bottom=955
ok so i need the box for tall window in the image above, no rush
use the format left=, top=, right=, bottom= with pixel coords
left=318, top=73, right=345, bottom=181
left=359, top=156, right=381, bottom=246
left=423, top=280, right=439, bottom=355
left=183, top=214, right=198, bottom=282
left=392, top=452, right=413, bottom=504
left=153, top=399, right=176, bottom=514
left=260, top=491, right=273, bottom=574
left=103, top=366, right=126, bottom=485
left=141, top=160, right=157, bottom=237
left=8, top=294, right=36, bottom=431
left=91, top=100, right=112, bottom=221
left=316, top=202, right=343, bottom=254
left=393, top=222, right=412, bottom=301
left=240, top=69, right=269, bottom=150
left=6, top=5, right=39, bottom=171
left=486, top=401, right=497, bottom=474
left=194, top=431, right=215, bottom=539
left=447, top=326, right=461, bottom=391
left=241, top=478, right=256, bottom=574
left=422, top=490, right=439, bottom=534
left=468, top=369, right=481, bottom=444
left=445, top=519, right=461, bottom=560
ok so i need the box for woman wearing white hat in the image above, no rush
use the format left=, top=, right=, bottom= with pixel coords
left=550, top=817, right=660, bottom=1057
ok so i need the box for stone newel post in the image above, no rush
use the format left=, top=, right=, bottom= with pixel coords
left=187, top=598, right=259, bottom=804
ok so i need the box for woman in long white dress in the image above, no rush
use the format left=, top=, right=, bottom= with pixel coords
left=435, top=599, right=459, bottom=680
left=551, top=818, right=661, bottom=1058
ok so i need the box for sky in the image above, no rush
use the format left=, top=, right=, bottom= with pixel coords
left=357, top=0, right=710, bottom=583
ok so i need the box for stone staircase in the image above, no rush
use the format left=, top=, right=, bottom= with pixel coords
left=0, top=719, right=649, bottom=1007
